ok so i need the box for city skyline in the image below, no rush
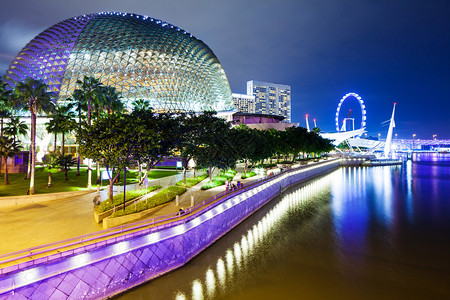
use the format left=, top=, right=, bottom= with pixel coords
left=1, top=0, right=449, bottom=138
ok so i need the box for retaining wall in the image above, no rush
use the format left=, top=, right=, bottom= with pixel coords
left=0, top=159, right=340, bottom=299
left=0, top=190, right=94, bottom=208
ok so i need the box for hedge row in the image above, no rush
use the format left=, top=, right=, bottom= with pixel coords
left=97, top=185, right=161, bottom=213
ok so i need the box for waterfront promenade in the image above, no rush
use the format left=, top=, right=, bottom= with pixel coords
left=0, top=159, right=341, bottom=299
left=0, top=165, right=260, bottom=255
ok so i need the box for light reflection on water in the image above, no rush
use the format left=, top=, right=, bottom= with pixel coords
left=175, top=176, right=332, bottom=300
left=116, top=155, right=450, bottom=300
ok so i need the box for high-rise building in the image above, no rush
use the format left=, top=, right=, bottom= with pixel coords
left=247, top=80, right=291, bottom=122
left=232, top=93, right=256, bottom=113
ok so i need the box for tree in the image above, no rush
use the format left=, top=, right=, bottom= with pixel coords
left=74, top=76, right=103, bottom=189
left=0, top=80, right=12, bottom=137
left=12, top=78, right=55, bottom=194
left=93, top=85, right=124, bottom=191
left=56, top=154, right=77, bottom=181
left=0, top=136, right=22, bottom=185
left=129, top=109, right=177, bottom=188
left=46, top=103, right=76, bottom=155
left=99, top=86, right=124, bottom=115
left=70, top=91, right=87, bottom=176
left=176, top=111, right=233, bottom=182
left=225, top=125, right=263, bottom=175
left=285, top=126, right=309, bottom=161
left=132, top=99, right=151, bottom=111
left=79, top=113, right=135, bottom=201
left=42, top=153, right=58, bottom=187
left=4, top=116, right=28, bottom=144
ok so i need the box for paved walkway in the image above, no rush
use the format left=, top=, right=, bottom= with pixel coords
left=0, top=165, right=261, bottom=255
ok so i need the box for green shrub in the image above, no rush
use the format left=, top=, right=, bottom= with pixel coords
left=223, top=169, right=237, bottom=178
left=201, top=181, right=223, bottom=190
left=241, top=171, right=256, bottom=179
left=200, top=169, right=236, bottom=190
left=176, top=174, right=208, bottom=188
left=97, top=185, right=161, bottom=213
left=111, top=185, right=187, bottom=218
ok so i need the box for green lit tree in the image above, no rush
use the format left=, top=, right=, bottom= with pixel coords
left=132, top=99, right=151, bottom=111
left=79, top=113, right=135, bottom=201
left=4, top=116, right=28, bottom=144
left=0, top=80, right=12, bottom=138
left=74, top=76, right=103, bottom=189
left=99, top=85, right=124, bottom=115
left=176, top=111, right=233, bottom=182
left=46, top=103, right=76, bottom=155
left=56, top=154, right=77, bottom=181
left=0, top=136, right=22, bottom=185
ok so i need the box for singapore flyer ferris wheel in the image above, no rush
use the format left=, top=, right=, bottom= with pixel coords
left=335, top=92, right=366, bottom=132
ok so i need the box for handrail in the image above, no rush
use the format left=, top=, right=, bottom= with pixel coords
left=0, top=158, right=339, bottom=267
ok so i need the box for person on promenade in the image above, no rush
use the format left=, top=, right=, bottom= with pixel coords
left=225, top=178, right=230, bottom=191
left=93, top=195, right=101, bottom=206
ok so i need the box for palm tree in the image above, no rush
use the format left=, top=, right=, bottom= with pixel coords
left=12, top=78, right=55, bottom=194
left=133, top=99, right=151, bottom=111
left=101, top=86, right=124, bottom=115
left=0, top=80, right=12, bottom=137
left=4, top=116, right=28, bottom=144
left=46, top=104, right=76, bottom=155
left=74, top=76, right=102, bottom=189
left=42, top=153, right=58, bottom=187
left=70, top=92, right=87, bottom=176
left=0, top=136, right=22, bottom=185
left=56, top=154, right=77, bottom=181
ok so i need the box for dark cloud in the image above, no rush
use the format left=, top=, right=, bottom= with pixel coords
left=1, top=0, right=449, bottom=138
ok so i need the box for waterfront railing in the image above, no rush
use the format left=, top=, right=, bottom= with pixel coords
left=0, top=158, right=340, bottom=270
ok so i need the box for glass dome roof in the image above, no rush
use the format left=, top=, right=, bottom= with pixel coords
left=4, top=12, right=233, bottom=112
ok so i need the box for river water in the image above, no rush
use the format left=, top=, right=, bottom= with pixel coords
left=116, top=153, right=450, bottom=300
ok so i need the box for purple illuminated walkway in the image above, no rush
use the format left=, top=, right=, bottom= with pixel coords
left=0, top=159, right=340, bottom=299
left=0, top=166, right=255, bottom=255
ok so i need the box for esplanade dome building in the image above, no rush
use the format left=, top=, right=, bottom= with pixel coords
left=4, top=12, right=233, bottom=112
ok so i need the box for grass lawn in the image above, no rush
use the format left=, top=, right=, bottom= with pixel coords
left=0, top=167, right=180, bottom=197
left=176, top=174, right=208, bottom=188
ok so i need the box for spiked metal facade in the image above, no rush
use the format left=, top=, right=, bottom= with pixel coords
left=4, top=12, right=233, bottom=112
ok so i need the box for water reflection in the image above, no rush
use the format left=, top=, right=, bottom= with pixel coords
left=117, top=155, right=450, bottom=299
left=172, top=176, right=333, bottom=300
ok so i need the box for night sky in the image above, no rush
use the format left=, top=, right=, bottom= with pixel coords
left=1, top=0, right=449, bottom=139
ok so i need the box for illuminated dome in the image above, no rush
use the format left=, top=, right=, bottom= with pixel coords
left=4, top=12, right=233, bottom=112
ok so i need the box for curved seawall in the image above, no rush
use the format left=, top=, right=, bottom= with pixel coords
left=0, top=159, right=340, bottom=299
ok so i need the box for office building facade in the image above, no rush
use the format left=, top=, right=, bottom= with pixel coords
left=232, top=93, right=256, bottom=113
left=247, top=80, right=291, bottom=122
